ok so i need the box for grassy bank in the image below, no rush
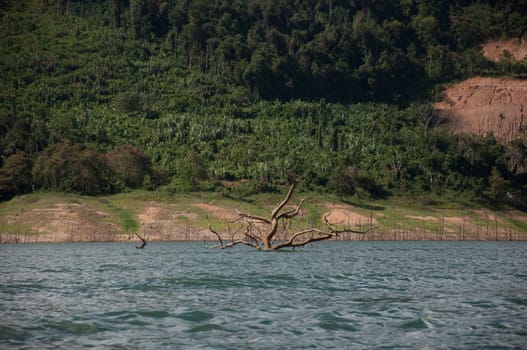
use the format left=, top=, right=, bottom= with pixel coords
left=0, top=190, right=526, bottom=244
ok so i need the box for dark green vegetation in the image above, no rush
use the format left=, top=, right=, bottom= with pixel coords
left=1, top=0, right=526, bottom=208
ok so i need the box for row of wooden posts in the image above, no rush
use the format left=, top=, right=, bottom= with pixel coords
left=1, top=219, right=525, bottom=244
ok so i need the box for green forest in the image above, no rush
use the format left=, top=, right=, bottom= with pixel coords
left=1, top=0, right=526, bottom=208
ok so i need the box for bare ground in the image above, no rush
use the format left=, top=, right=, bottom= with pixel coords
left=0, top=201, right=125, bottom=243
left=324, top=203, right=378, bottom=227
left=1, top=196, right=525, bottom=243
left=435, top=39, right=527, bottom=143
left=481, top=38, right=527, bottom=62
left=435, top=77, right=527, bottom=143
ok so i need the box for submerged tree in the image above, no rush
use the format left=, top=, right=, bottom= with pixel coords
left=208, top=178, right=372, bottom=251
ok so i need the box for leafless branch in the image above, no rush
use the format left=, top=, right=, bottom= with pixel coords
left=236, top=210, right=271, bottom=224
left=206, top=178, right=374, bottom=251
left=277, top=199, right=305, bottom=220
left=207, top=218, right=223, bottom=247
left=135, top=232, right=147, bottom=249
left=216, top=239, right=260, bottom=250
left=323, top=213, right=377, bottom=234
left=272, top=228, right=335, bottom=249
left=271, top=179, right=297, bottom=219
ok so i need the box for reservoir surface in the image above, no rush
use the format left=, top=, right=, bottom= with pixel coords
left=1, top=241, right=526, bottom=349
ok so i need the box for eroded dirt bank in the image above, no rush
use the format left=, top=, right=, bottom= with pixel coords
left=1, top=198, right=525, bottom=243
left=435, top=77, right=527, bottom=142
left=481, top=38, right=527, bottom=62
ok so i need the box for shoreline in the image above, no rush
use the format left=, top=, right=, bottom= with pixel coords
left=2, top=192, right=527, bottom=245
left=2, top=230, right=525, bottom=244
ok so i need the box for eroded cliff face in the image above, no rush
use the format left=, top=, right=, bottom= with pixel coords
left=435, top=77, right=527, bottom=143
left=435, top=38, right=527, bottom=143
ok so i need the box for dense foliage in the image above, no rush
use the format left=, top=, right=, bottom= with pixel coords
left=0, top=0, right=526, bottom=206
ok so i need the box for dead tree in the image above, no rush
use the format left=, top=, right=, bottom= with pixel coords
left=135, top=232, right=147, bottom=249
left=208, top=179, right=373, bottom=251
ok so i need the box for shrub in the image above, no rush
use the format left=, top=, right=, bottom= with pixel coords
left=113, top=92, right=143, bottom=114
left=32, top=142, right=110, bottom=195
left=0, top=151, right=33, bottom=200
left=106, top=144, right=153, bottom=190
left=329, top=166, right=357, bottom=198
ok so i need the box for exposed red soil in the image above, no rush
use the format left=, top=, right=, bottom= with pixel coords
left=481, top=38, right=527, bottom=62
left=435, top=39, right=527, bottom=142
left=435, top=77, right=527, bottom=142
left=0, top=202, right=125, bottom=243
left=324, top=203, right=377, bottom=227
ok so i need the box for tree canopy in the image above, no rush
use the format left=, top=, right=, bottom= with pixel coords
left=0, top=0, right=526, bottom=206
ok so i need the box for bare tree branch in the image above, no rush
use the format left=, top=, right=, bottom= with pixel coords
left=277, top=199, right=305, bottom=220
left=208, top=217, right=261, bottom=250
left=216, top=239, right=260, bottom=250
left=243, top=223, right=260, bottom=244
left=271, top=179, right=297, bottom=219
left=323, top=213, right=377, bottom=234
left=272, top=228, right=335, bottom=249
left=135, top=232, right=147, bottom=249
left=274, top=234, right=335, bottom=249
left=206, top=178, right=375, bottom=251
left=236, top=209, right=272, bottom=224
left=207, top=218, right=223, bottom=247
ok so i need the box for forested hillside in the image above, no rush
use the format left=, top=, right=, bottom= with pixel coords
left=1, top=0, right=526, bottom=207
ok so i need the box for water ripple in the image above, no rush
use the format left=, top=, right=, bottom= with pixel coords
left=178, top=310, right=215, bottom=322
left=0, top=241, right=526, bottom=349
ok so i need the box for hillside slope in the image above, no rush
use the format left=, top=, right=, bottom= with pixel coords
left=435, top=77, right=527, bottom=143
left=1, top=2, right=527, bottom=205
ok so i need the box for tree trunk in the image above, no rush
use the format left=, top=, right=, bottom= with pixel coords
left=112, top=0, right=122, bottom=29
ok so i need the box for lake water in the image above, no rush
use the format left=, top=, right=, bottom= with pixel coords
left=1, top=241, right=526, bottom=349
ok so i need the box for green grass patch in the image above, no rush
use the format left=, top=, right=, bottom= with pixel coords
left=95, top=198, right=139, bottom=233
left=502, top=217, right=527, bottom=232
left=0, top=223, right=36, bottom=235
